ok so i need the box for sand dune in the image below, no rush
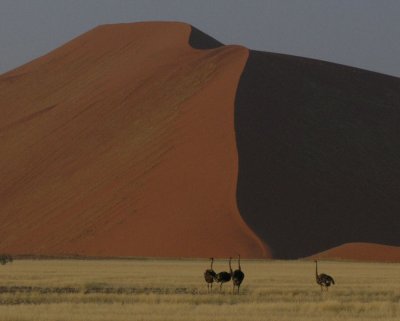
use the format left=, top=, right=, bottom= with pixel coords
left=1, top=21, right=400, bottom=261
left=0, top=22, right=268, bottom=258
left=309, top=242, right=400, bottom=262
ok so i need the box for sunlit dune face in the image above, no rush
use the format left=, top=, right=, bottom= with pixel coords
left=0, top=22, right=269, bottom=259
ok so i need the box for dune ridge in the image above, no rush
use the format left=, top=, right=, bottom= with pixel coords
left=0, top=22, right=269, bottom=258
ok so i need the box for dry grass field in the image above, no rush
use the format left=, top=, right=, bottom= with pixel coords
left=0, top=258, right=399, bottom=321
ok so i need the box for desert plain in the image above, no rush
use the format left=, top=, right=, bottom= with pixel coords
left=0, top=258, right=399, bottom=321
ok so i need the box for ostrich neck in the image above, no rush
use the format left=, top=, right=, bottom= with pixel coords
left=315, top=262, right=318, bottom=278
left=229, top=260, right=232, bottom=274
left=211, top=260, right=214, bottom=270
left=238, top=257, right=241, bottom=271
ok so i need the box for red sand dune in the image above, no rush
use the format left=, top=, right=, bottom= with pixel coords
left=0, top=22, right=269, bottom=258
left=309, top=243, right=400, bottom=262
left=2, top=21, right=400, bottom=262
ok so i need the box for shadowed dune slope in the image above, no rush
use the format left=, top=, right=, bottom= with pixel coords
left=0, top=22, right=269, bottom=258
left=188, top=26, right=223, bottom=49
left=235, top=50, right=400, bottom=259
left=309, top=243, right=400, bottom=262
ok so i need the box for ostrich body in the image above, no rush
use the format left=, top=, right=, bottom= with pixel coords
left=215, top=257, right=232, bottom=291
left=232, top=254, right=245, bottom=294
left=315, top=260, right=335, bottom=291
left=204, top=257, right=217, bottom=292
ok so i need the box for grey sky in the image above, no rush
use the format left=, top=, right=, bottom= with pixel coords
left=1, top=0, right=400, bottom=77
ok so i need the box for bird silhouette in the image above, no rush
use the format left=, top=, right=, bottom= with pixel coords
left=315, top=260, right=335, bottom=291
left=204, top=257, right=217, bottom=292
left=215, top=257, right=232, bottom=292
left=232, top=254, right=245, bottom=294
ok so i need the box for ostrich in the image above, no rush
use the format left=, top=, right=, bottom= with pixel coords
left=215, top=257, right=232, bottom=292
left=232, top=254, right=245, bottom=294
left=315, top=260, right=335, bottom=291
left=204, top=257, right=217, bottom=292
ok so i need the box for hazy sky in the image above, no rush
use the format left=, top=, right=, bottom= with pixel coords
left=1, top=0, right=400, bottom=77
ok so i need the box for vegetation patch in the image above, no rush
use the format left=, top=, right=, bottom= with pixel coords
left=0, top=259, right=399, bottom=320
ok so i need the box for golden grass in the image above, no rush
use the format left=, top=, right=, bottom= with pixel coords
left=0, top=259, right=399, bottom=320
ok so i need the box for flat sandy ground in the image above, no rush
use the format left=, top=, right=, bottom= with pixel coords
left=0, top=259, right=399, bottom=320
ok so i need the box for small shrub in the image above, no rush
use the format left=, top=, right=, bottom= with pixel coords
left=0, top=254, right=13, bottom=265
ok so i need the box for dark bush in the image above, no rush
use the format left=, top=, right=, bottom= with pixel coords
left=0, top=254, right=13, bottom=265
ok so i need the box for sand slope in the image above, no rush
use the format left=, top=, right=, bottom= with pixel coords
left=309, top=242, right=400, bottom=262
left=0, top=22, right=268, bottom=258
left=235, top=51, right=400, bottom=259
